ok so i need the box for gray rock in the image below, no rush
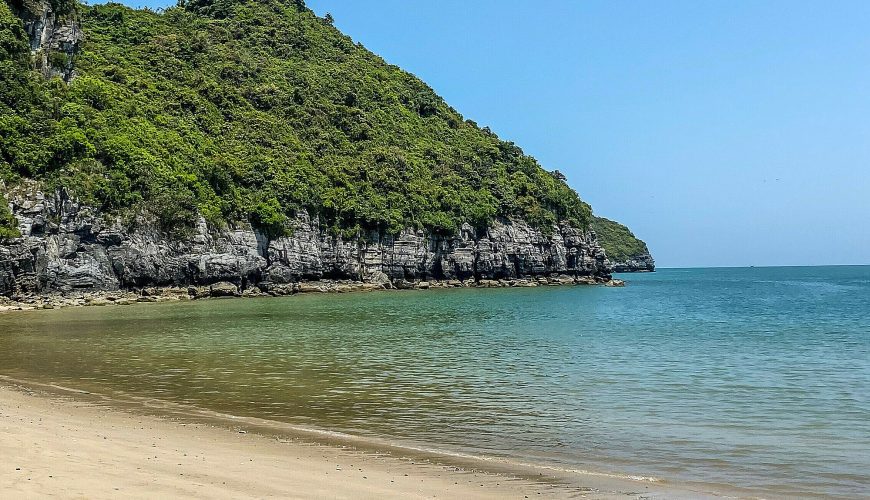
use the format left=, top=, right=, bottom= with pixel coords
left=609, top=252, right=656, bottom=273
left=209, top=282, right=239, bottom=297
left=12, top=0, right=83, bottom=82
left=0, top=183, right=613, bottom=297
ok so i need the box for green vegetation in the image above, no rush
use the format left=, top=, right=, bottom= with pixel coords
left=0, top=0, right=592, bottom=238
left=0, top=1, right=31, bottom=183
left=591, top=216, right=648, bottom=262
left=0, top=193, right=19, bottom=239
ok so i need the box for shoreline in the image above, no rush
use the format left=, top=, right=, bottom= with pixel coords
left=0, top=275, right=625, bottom=313
left=0, top=377, right=736, bottom=499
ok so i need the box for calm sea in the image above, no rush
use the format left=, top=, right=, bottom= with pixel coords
left=1, top=266, right=868, bottom=498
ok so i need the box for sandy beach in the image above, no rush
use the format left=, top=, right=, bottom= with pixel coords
left=0, top=380, right=728, bottom=499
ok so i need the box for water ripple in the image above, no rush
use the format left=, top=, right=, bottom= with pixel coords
left=0, top=265, right=868, bottom=498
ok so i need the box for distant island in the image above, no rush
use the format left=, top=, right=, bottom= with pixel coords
left=0, top=0, right=652, bottom=305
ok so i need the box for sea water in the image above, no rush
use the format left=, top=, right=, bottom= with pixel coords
left=1, top=266, right=868, bottom=497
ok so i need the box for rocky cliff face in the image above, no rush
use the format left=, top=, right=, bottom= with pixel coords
left=12, top=0, right=82, bottom=81
left=0, top=184, right=613, bottom=298
left=609, top=252, right=656, bottom=273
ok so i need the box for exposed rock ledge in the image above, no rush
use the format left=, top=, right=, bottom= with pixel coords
left=1, top=184, right=617, bottom=304
left=610, top=252, right=656, bottom=273
left=12, top=0, right=83, bottom=82
left=0, top=276, right=626, bottom=313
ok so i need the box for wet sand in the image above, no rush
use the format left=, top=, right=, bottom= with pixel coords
left=0, top=382, right=728, bottom=499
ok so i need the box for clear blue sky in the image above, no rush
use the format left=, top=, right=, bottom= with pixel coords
left=99, top=1, right=870, bottom=267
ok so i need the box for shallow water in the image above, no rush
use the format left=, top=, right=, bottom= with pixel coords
left=1, top=266, right=868, bottom=498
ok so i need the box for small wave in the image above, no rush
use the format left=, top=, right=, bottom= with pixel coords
left=182, top=403, right=666, bottom=483
left=0, top=374, right=664, bottom=485
left=347, top=441, right=664, bottom=483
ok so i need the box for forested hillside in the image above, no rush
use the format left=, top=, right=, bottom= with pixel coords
left=1, top=0, right=594, bottom=239
left=592, top=217, right=654, bottom=271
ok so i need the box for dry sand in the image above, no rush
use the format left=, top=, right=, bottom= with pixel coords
left=0, top=382, right=729, bottom=499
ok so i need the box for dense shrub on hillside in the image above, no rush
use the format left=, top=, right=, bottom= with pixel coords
left=1, top=0, right=592, bottom=237
left=591, top=217, right=649, bottom=262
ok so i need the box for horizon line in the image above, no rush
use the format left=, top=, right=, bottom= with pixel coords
left=644, top=264, right=869, bottom=271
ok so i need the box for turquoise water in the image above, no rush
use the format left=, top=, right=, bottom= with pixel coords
left=1, top=266, right=868, bottom=497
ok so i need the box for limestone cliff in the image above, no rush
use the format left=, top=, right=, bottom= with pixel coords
left=11, top=0, right=82, bottom=81
left=0, top=184, right=612, bottom=298
left=610, top=252, right=656, bottom=273
left=0, top=1, right=644, bottom=299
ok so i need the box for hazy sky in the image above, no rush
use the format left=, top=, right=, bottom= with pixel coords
left=103, top=1, right=869, bottom=267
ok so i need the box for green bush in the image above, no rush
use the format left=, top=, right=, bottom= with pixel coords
left=0, top=193, right=19, bottom=239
